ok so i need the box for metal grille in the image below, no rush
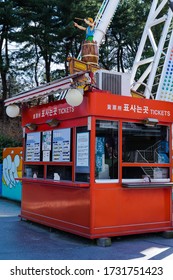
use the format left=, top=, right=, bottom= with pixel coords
left=96, top=72, right=122, bottom=94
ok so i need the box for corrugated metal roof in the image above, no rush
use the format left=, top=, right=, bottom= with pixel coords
left=4, top=71, right=88, bottom=106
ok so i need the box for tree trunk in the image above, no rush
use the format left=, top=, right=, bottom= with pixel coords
left=0, top=28, right=9, bottom=121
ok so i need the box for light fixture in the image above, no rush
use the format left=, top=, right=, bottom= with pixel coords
left=65, top=88, right=84, bottom=107
left=24, top=123, right=37, bottom=131
left=46, top=118, right=60, bottom=127
left=6, top=104, right=20, bottom=118
left=143, top=118, right=158, bottom=127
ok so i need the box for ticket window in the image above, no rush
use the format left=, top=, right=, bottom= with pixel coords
left=122, top=123, right=170, bottom=181
left=24, top=127, right=91, bottom=183
left=24, top=129, right=73, bottom=181
left=95, top=120, right=118, bottom=180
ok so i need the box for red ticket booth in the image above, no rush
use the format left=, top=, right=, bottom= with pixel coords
left=6, top=84, right=173, bottom=239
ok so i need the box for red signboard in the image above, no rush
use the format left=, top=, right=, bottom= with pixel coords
left=22, top=90, right=173, bottom=126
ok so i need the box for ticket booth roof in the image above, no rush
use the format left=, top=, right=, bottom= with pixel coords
left=4, top=71, right=89, bottom=107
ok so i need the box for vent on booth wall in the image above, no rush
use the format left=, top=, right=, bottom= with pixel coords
left=95, top=70, right=131, bottom=96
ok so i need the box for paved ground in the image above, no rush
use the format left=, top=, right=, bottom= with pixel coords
left=0, top=198, right=173, bottom=260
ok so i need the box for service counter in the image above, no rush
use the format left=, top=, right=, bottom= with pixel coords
left=19, top=90, right=173, bottom=239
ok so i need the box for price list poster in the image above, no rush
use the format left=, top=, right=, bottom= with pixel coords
left=25, top=132, right=41, bottom=161
left=52, top=128, right=71, bottom=162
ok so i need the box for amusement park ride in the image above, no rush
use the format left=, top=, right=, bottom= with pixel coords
left=4, top=0, right=173, bottom=242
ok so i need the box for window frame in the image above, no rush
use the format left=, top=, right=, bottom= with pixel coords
left=121, top=121, right=171, bottom=183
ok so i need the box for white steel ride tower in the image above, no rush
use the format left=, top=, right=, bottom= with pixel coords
left=93, top=0, right=120, bottom=47
left=90, top=0, right=173, bottom=103
left=130, top=0, right=173, bottom=101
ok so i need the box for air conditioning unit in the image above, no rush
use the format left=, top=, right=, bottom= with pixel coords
left=95, top=70, right=131, bottom=96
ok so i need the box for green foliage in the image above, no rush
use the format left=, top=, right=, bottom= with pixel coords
left=0, top=134, right=22, bottom=163
left=0, top=0, right=166, bottom=95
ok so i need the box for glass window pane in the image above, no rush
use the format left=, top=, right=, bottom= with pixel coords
left=122, top=167, right=169, bottom=180
left=24, top=165, right=44, bottom=178
left=122, top=123, right=169, bottom=163
left=47, top=165, right=72, bottom=181
left=95, top=120, right=118, bottom=179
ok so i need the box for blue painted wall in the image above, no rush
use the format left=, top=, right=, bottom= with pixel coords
left=2, top=147, right=22, bottom=201
left=0, top=164, right=2, bottom=196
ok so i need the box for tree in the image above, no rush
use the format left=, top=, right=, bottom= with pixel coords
left=0, top=0, right=18, bottom=103
left=1, top=0, right=162, bottom=94
left=48, top=0, right=102, bottom=75
left=99, top=0, right=151, bottom=72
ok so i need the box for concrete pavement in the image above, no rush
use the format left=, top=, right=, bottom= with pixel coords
left=0, top=198, right=173, bottom=260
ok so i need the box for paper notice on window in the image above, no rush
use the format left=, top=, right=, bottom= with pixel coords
left=76, top=132, right=89, bottom=167
left=42, top=131, right=52, bottom=151
left=43, top=150, right=50, bottom=162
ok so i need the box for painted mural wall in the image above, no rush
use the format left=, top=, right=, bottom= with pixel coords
left=2, top=147, right=23, bottom=201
